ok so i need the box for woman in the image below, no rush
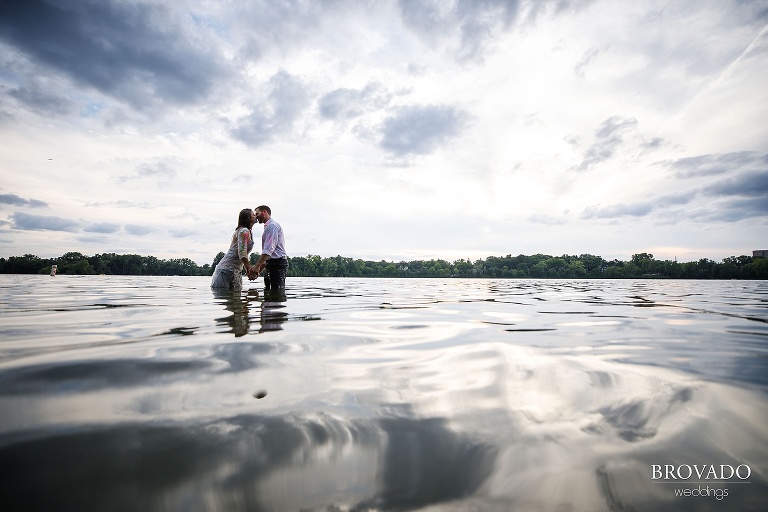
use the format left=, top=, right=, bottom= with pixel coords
left=211, top=208, right=257, bottom=290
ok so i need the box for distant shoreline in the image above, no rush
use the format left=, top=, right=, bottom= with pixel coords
left=1, top=252, right=766, bottom=280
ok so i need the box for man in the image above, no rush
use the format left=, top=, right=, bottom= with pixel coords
left=253, top=205, right=288, bottom=289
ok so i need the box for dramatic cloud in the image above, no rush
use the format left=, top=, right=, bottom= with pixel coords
left=658, top=191, right=698, bottom=206
left=0, top=0, right=228, bottom=109
left=576, top=116, right=639, bottom=171
left=319, top=83, right=392, bottom=120
left=695, top=169, right=768, bottom=221
left=703, top=169, right=768, bottom=197
left=8, top=82, right=74, bottom=116
left=230, top=70, right=311, bottom=148
left=396, top=0, right=583, bottom=62
left=233, top=1, right=330, bottom=61
left=10, top=212, right=80, bottom=232
left=581, top=165, right=767, bottom=222
left=667, top=152, right=767, bottom=178
left=379, top=105, right=470, bottom=156
left=0, top=194, right=48, bottom=208
left=713, top=196, right=768, bottom=220
left=581, top=190, right=696, bottom=220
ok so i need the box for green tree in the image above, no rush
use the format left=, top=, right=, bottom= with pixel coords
left=211, top=251, right=226, bottom=269
left=568, top=260, right=587, bottom=277
left=630, top=253, right=656, bottom=274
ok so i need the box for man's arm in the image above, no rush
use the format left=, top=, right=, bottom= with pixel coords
left=256, top=222, right=278, bottom=273
left=254, top=253, right=270, bottom=274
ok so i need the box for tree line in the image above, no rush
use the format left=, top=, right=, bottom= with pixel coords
left=1, top=251, right=767, bottom=279
left=0, top=252, right=210, bottom=276
left=286, top=252, right=768, bottom=279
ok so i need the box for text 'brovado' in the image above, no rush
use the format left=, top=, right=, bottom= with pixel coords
left=651, top=464, right=751, bottom=481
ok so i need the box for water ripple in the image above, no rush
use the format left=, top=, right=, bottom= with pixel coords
left=0, top=276, right=766, bottom=511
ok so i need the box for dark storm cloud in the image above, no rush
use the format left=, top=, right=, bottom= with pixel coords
left=581, top=190, right=697, bottom=220
left=581, top=190, right=697, bottom=219
left=230, top=70, right=310, bottom=148
left=0, top=193, right=48, bottom=208
left=667, top=151, right=766, bottom=178
left=698, top=196, right=768, bottom=222
left=8, top=83, right=74, bottom=116
left=703, top=169, right=768, bottom=197
left=379, top=104, right=470, bottom=156
left=699, top=168, right=768, bottom=220
left=0, top=0, right=228, bottom=110
left=581, top=155, right=767, bottom=221
left=10, top=212, right=80, bottom=231
left=83, top=222, right=121, bottom=234
left=576, top=116, right=639, bottom=171
left=318, top=83, right=392, bottom=120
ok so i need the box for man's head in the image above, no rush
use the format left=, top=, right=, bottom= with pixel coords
left=254, top=205, right=271, bottom=224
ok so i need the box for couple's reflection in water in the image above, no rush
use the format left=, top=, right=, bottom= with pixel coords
left=212, top=286, right=288, bottom=336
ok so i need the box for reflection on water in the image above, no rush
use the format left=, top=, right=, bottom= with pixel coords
left=214, top=287, right=313, bottom=336
left=0, top=276, right=766, bottom=511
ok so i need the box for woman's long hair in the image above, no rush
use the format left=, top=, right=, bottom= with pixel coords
left=237, top=208, right=254, bottom=239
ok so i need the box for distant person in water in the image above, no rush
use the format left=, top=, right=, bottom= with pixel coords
left=253, top=205, right=288, bottom=290
left=211, top=208, right=258, bottom=290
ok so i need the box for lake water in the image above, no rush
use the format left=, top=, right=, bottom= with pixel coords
left=0, top=275, right=766, bottom=511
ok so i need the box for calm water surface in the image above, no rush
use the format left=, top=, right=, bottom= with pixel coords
left=0, top=275, right=767, bottom=511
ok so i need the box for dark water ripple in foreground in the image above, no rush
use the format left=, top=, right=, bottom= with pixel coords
left=0, top=275, right=766, bottom=511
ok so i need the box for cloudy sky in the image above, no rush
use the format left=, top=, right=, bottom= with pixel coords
left=1, top=0, right=766, bottom=265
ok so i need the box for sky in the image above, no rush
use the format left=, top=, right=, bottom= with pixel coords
left=0, top=0, right=767, bottom=266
